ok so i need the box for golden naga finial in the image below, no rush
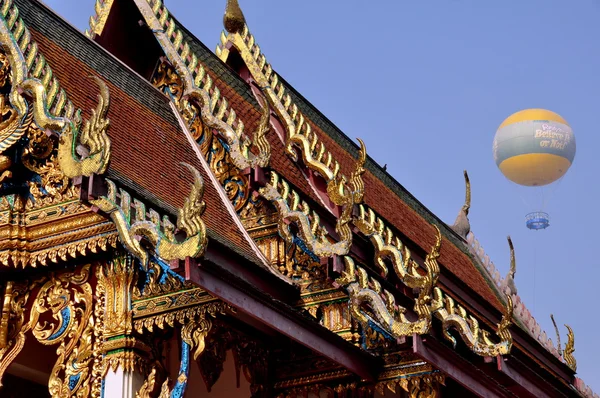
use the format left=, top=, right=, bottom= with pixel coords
left=550, top=314, right=562, bottom=356
left=224, top=0, right=246, bottom=34
left=57, top=76, right=112, bottom=177
left=341, top=228, right=442, bottom=340
left=451, top=170, right=471, bottom=238
left=564, top=324, right=577, bottom=371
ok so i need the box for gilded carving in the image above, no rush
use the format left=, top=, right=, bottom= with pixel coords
left=138, top=0, right=271, bottom=171
left=97, top=255, right=134, bottom=338
left=337, top=226, right=441, bottom=340
left=564, top=324, right=576, bottom=371
left=232, top=335, right=269, bottom=397
left=149, top=310, right=220, bottom=398
left=85, top=0, right=116, bottom=38
left=196, top=322, right=233, bottom=392
left=218, top=16, right=369, bottom=238
left=90, top=269, right=105, bottom=398
left=354, top=205, right=437, bottom=282
left=260, top=171, right=351, bottom=257
left=136, top=367, right=159, bottom=398
left=91, top=163, right=207, bottom=266
left=133, top=297, right=228, bottom=334
left=426, top=237, right=514, bottom=356
left=28, top=264, right=97, bottom=397
left=431, top=287, right=513, bottom=357
left=377, top=373, right=445, bottom=398
left=223, top=0, right=246, bottom=34
left=0, top=52, right=28, bottom=184
left=56, top=76, right=111, bottom=178
left=133, top=258, right=192, bottom=299
left=0, top=5, right=111, bottom=183
left=152, top=59, right=268, bottom=212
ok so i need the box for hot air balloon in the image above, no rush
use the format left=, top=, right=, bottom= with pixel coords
left=493, top=109, right=576, bottom=230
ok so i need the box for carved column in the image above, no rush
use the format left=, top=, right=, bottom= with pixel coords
left=98, top=255, right=149, bottom=398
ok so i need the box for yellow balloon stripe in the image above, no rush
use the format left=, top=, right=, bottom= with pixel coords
left=498, top=153, right=571, bottom=186
left=498, top=109, right=568, bottom=129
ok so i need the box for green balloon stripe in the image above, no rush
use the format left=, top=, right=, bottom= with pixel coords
left=493, top=120, right=576, bottom=166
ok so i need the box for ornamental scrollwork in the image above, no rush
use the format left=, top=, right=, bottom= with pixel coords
left=152, top=60, right=260, bottom=212
left=427, top=237, right=514, bottom=357
left=137, top=313, right=218, bottom=398
left=259, top=139, right=365, bottom=258
left=97, top=255, right=134, bottom=339
left=376, top=372, right=445, bottom=398
left=430, top=287, right=513, bottom=357
left=97, top=255, right=152, bottom=376
left=259, top=171, right=336, bottom=257
left=91, top=163, right=208, bottom=267
left=138, top=0, right=270, bottom=172
left=0, top=9, right=111, bottom=185
left=90, top=268, right=106, bottom=398
left=354, top=204, right=439, bottom=283
left=28, top=264, right=98, bottom=397
left=336, top=226, right=441, bottom=340
left=56, top=76, right=111, bottom=178
left=218, top=14, right=369, bottom=233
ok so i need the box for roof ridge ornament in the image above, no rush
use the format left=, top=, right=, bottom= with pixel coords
left=224, top=0, right=246, bottom=34
left=564, top=323, right=577, bottom=371
left=136, top=0, right=271, bottom=170
left=451, top=170, right=471, bottom=239
left=90, top=163, right=208, bottom=267
left=430, top=236, right=514, bottom=357
left=336, top=226, right=442, bottom=339
left=550, top=314, right=562, bottom=357
left=503, top=236, right=517, bottom=295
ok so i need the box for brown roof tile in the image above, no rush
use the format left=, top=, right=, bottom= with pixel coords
left=26, top=26, right=264, bottom=267
left=305, top=118, right=503, bottom=311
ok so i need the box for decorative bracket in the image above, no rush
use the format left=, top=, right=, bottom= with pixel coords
left=429, top=238, right=514, bottom=357
left=90, top=163, right=208, bottom=267
left=336, top=226, right=442, bottom=340
left=259, top=139, right=365, bottom=258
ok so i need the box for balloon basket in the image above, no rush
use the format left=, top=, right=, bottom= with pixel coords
left=525, top=212, right=550, bottom=230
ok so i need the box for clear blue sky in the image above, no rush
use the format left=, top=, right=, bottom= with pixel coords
left=46, top=0, right=600, bottom=390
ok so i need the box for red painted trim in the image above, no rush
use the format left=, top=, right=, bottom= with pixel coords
left=413, top=335, right=510, bottom=398
left=185, top=253, right=380, bottom=381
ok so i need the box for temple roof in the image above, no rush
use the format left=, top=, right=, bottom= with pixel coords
left=15, top=0, right=271, bottom=270
left=125, top=1, right=505, bottom=312
left=12, top=0, right=593, bottom=394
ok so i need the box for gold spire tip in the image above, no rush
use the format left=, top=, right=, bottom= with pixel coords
left=224, top=0, right=246, bottom=34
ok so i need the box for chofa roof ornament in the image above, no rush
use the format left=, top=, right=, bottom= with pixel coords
left=451, top=170, right=471, bottom=239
